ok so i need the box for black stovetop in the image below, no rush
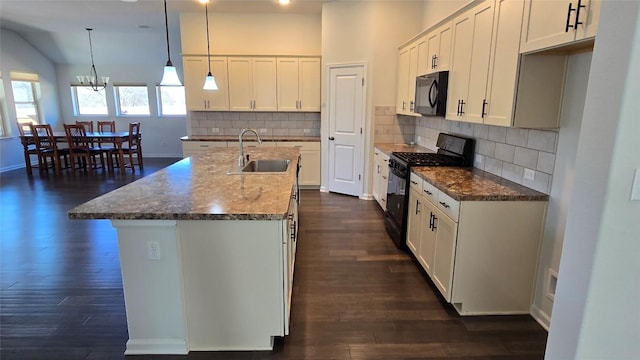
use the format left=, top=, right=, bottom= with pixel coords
left=392, top=152, right=465, bottom=167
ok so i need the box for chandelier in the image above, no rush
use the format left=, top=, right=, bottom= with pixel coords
left=76, top=28, right=109, bottom=91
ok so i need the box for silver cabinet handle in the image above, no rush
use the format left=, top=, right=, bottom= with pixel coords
left=439, top=201, right=450, bottom=209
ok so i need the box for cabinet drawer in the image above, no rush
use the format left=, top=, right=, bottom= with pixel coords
left=409, top=172, right=422, bottom=192
left=277, top=141, right=320, bottom=150
left=437, top=191, right=460, bottom=222
left=421, top=180, right=439, bottom=205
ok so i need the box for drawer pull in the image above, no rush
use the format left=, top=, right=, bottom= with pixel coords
left=410, top=180, right=418, bottom=185
left=439, top=201, right=450, bottom=209
left=423, top=189, right=432, bottom=196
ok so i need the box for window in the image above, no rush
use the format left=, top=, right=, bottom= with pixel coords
left=72, top=86, right=108, bottom=115
left=11, top=72, right=41, bottom=125
left=157, top=86, right=186, bottom=116
left=115, top=85, right=150, bottom=116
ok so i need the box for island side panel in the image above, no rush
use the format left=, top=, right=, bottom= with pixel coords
left=112, top=220, right=188, bottom=355
left=179, top=220, right=284, bottom=351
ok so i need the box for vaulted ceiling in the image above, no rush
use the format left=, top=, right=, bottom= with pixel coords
left=0, top=0, right=326, bottom=65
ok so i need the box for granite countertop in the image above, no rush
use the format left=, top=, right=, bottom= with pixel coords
left=68, top=147, right=300, bottom=221
left=374, top=143, right=434, bottom=156
left=182, top=135, right=320, bottom=142
left=413, top=167, right=549, bottom=201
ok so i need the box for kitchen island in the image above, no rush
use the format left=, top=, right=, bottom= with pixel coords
left=68, top=147, right=300, bottom=355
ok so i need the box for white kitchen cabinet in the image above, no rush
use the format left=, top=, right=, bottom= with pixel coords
left=228, top=57, right=277, bottom=111
left=183, top=56, right=230, bottom=111
left=182, top=140, right=227, bottom=158
left=446, top=0, right=495, bottom=123
left=395, top=39, right=424, bottom=116
left=520, top=0, right=600, bottom=54
left=277, top=142, right=320, bottom=188
left=372, top=148, right=390, bottom=210
left=277, top=58, right=321, bottom=112
left=425, top=21, right=453, bottom=74
left=408, top=171, right=546, bottom=314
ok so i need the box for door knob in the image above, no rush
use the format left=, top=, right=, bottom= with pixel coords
left=329, top=136, right=335, bottom=140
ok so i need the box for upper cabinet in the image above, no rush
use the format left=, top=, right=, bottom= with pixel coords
left=277, top=57, right=321, bottom=112
left=396, top=37, right=425, bottom=116
left=425, top=21, right=453, bottom=74
left=520, top=0, right=600, bottom=53
left=228, top=57, right=278, bottom=112
left=183, top=56, right=230, bottom=111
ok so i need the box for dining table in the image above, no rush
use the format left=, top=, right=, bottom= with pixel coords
left=20, top=131, right=137, bottom=176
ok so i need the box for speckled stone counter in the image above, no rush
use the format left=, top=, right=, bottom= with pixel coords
left=68, top=147, right=300, bottom=221
left=181, top=135, right=320, bottom=142
left=374, top=143, right=433, bottom=156
left=413, top=167, right=548, bottom=201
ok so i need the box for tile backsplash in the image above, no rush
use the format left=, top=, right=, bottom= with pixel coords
left=189, top=111, right=321, bottom=137
left=373, top=106, right=558, bottom=194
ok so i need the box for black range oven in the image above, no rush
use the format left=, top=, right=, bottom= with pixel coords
left=384, top=133, right=475, bottom=249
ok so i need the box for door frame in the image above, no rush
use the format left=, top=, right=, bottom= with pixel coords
left=321, top=62, right=369, bottom=198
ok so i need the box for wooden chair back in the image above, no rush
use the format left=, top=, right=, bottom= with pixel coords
left=75, top=121, right=94, bottom=133
left=128, top=122, right=141, bottom=148
left=64, top=124, right=92, bottom=150
left=97, top=121, right=116, bottom=133
left=30, top=124, right=56, bottom=150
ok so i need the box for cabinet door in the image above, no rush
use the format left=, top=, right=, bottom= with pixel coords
left=298, top=58, right=321, bottom=111
left=464, top=0, right=495, bottom=124
left=277, top=58, right=299, bottom=111
left=418, top=199, right=438, bottom=275
left=406, top=188, right=422, bottom=257
left=431, top=211, right=458, bottom=302
left=407, top=43, right=420, bottom=113
left=206, top=57, right=230, bottom=111
left=484, top=0, right=525, bottom=127
left=427, top=21, right=453, bottom=73
left=183, top=57, right=208, bottom=111
left=252, top=58, right=277, bottom=111
left=520, top=0, right=598, bottom=53
left=446, top=10, right=475, bottom=121
left=299, top=149, right=321, bottom=186
left=396, top=47, right=410, bottom=114
left=228, top=57, right=254, bottom=111
left=379, top=154, right=389, bottom=209
left=416, top=36, right=429, bottom=77
left=372, top=151, right=382, bottom=204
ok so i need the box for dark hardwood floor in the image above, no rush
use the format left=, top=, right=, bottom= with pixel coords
left=0, top=161, right=548, bottom=360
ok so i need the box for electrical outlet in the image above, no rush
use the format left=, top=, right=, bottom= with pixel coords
left=524, top=168, right=536, bottom=181
left=211, top=127, right=220, bottom=133
left=259, top=128, right=267, bottom=133
left=474, top=154, right=484, bottom=165
left=546, top=268, right=558, bottom=301
left=147, top=241, right=161, bottom=260
left=303, top=128, right=310, bottom=133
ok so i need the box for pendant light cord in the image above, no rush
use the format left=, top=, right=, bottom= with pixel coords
left=205, top=2, right=212, bottom=74
left=164, top=0, right=172, bottom=65
left=87, top=28, right=96, bottom=67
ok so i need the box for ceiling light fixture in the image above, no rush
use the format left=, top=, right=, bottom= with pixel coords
left=202, top=0, right=218, bottom=90
left=160, top=0, right=182, bottom=86
left=278, top=0, right=291, bottom=5
left=76, top=28, right=108, bottom=91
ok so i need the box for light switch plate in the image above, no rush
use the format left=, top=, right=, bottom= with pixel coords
left=259, top=128, right=267, bottom=133
left=303, top=128, right=310, bottom=133
left=524, top=168, right=536, bottom=181
left=211, top=127, right=220, bottom=133
left=631, top=168, right=640, bottom=201
left=474, top=154, right=484, bottom=165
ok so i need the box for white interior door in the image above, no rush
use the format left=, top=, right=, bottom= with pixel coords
left=327, top=65, right=365, bottom=197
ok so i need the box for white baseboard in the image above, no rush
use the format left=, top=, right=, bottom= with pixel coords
left=320, top=186, right=328, bottom=193
left=124, top=339, right=188, bottom=355
left=530, top=303, right=551, bottom=331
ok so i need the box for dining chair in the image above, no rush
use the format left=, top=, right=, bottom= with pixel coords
left=121, top=122, right=143, bottom=172
left=30, top=124, right=69, bottom=175
left=97, top=121, right=118, bottom=171
left=75, top=120, right=94, bottom=132
left=17, top=121, right=39, bottom=176
left=64, top=124, right=109, bottom=174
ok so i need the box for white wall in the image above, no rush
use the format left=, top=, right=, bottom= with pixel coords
left=0, top=28, right=62, bottom=171
left=180, top=13, right=321, bottom=56
left=422, top=0, right=470, bottom=30
left=320, top=1, right=423, bottom=194
left=545, top=1, right=640, bottom=359
left=530, top=52, right=591, bottom=329
left=56, top=64, right=186, bottom=157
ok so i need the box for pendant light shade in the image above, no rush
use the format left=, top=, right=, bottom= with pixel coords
left=160, top=0, right=182, bottom=86
left=202, top=1, right=218, bottom=90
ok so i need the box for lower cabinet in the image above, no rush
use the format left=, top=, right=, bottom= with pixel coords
left=372, top=148, right=390, bottom=209
left=182, top=141, right=227, bottom=157
left=276, top=142, right=320, bottom=188
left=408, top=172, right=546, bottom=315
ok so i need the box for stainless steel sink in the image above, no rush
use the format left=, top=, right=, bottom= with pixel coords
left=242, top=159, right=290, bottom=173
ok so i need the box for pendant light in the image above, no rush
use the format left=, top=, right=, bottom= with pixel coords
left=77, top=28, right=109, bottom=91
left=202, top=0, right=218, bottom=90
left=160, top=0, right=182, bottom=86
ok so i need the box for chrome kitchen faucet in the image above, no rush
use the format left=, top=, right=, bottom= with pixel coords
left=238, top=128, right=262, bottom=167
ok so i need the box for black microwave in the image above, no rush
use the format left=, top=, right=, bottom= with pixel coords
left=414, top=71, right=448, bottom=117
